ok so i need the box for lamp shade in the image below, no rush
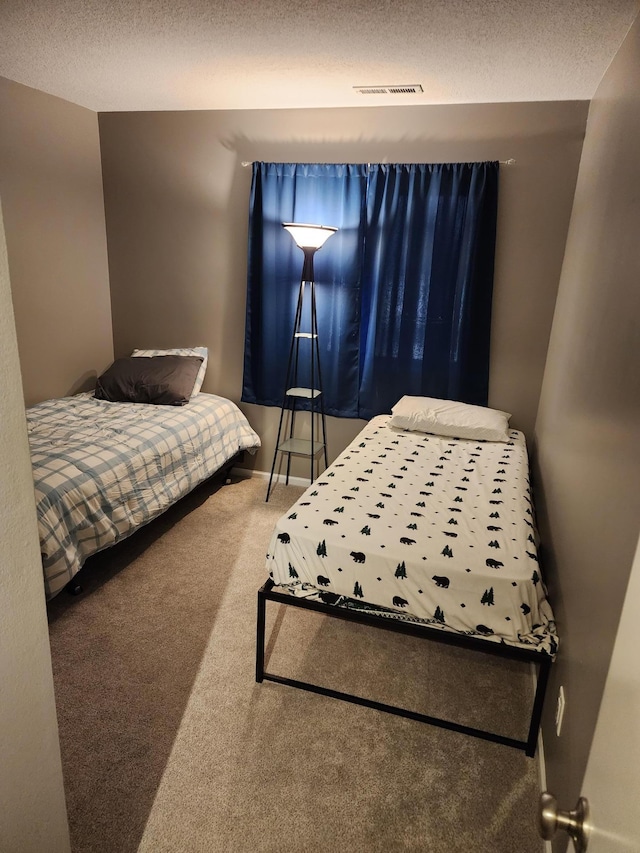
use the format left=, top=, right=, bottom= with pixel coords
left=283, top=222, right=338, bottom=250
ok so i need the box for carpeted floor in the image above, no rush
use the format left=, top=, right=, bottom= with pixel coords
left=47, top=474, right=544, bottom=853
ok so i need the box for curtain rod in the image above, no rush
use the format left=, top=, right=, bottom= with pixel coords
left=241, top=159, right=516, bottom=167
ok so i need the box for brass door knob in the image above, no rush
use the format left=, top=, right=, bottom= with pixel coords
left=539, top=791, right=591, bottom=852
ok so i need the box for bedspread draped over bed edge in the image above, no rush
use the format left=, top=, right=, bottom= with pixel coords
left=266, top=415, right=557, bottom=657
left=28, top=392, right=260, bottom=599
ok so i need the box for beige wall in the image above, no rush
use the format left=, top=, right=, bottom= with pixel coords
left=99, top=101, right=587, bottom=474
left=0, top=198, right=70, bottom=852
left=532, top=12, right=640, bottom=838
left=0, top=77, right=113, bottom=406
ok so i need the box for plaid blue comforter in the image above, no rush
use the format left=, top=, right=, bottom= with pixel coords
left=27, top=392, right=260, bottom=599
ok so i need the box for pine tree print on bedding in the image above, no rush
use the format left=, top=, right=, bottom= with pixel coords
left=266, top=415, right=557, bottom=655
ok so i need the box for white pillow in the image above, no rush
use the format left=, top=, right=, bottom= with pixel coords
left=131, top=347, right=208, bottom=395
left=390, top=395, right=511, bottom=442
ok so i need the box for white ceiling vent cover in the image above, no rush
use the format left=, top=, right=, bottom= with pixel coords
left=354, top=84, right=424, bottom=95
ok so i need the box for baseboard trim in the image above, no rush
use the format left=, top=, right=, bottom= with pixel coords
left=531, top=662, right=552, bottom=853
left=231, top=467, right=310, bottom=489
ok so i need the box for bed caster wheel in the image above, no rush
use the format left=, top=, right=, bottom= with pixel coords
left=66, top=580, right=83, bottom=596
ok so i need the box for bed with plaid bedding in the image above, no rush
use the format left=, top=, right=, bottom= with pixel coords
left=28, top=392, right=260, bottom=599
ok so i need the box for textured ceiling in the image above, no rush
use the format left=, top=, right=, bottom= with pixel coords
left=0, top=0, right=638, bottom=112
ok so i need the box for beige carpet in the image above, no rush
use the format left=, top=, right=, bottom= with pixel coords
left=47, top=475, right=544, bottom=853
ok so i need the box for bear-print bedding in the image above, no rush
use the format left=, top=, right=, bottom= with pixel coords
left=265, top=415, right=557, bottom=655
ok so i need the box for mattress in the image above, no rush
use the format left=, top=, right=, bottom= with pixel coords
left=266, top=415, right=557, bottom=655
left=28, top=392, right=260, bottom=599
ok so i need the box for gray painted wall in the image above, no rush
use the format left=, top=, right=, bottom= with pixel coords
left=99, top=101, right=587, bottom=475
left=0, top=197, right=70, bottom=852
left=0, top=76, right=113, bottom=406
left=532, top=12, right=640, bottom=839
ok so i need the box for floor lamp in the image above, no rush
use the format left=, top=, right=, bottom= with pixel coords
left=265, top=222, right=338, bottom=502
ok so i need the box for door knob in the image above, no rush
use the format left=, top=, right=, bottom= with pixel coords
left=539, top=792, right=591, bottom=852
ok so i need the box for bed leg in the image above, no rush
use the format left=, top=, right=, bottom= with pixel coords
left=66, top=579, right=83, bottom=596
left=525, top=654, right=552, bottom=757
left=256, top=587, right=266, bottom=683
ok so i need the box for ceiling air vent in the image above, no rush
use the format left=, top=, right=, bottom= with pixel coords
left=354, top=84, right=423, bottom=95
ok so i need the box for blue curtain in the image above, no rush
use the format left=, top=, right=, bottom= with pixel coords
left=358, top=162, right=499, bottom=418
left=242, top=163, right=367, bottom=417
left=242, top=161, right=498, bottom=419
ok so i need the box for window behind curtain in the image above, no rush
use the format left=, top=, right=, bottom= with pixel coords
left=242, top=161, right=499, bottom=420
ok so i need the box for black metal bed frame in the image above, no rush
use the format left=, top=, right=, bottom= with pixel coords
left=256, top=578, right=552, bottom=757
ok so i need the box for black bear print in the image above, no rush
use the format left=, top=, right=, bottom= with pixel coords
left=277, top=533, right=290, bottom=543
left=526, top=551, right=539, bottom=561
left=432, top=575, right=450, bottom=588
left=400, top=537, right=416, bottom=545
left=350, top=551, right=366, bottom=563
left=341, top=495, right=355, bottom=500
left=443, top=531, right=458, bottom=538
left=323, top=519, right=338, bottom=526
left=392, top=596, right=409, bottom=608
left=487, top=525, right=502, bottom=531
left=486, top=558, right=503, bottom=569
left=317, top=575, right=330, bottom=586
left=475, top=624, right=494, bottom=635
left=367, top=513, right=380, bottom=519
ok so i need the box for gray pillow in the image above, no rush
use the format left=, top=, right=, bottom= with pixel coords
left=95, top=355, right=204, bottom=406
